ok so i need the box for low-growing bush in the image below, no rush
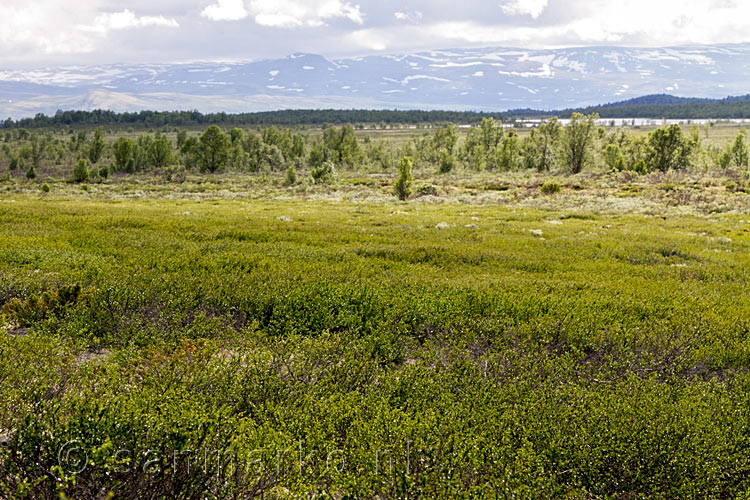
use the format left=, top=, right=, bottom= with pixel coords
left=416, top=183, right=439, bottom=197
left=540, top=181, right=561, bottom=194
left=2, top=283, right=81, bottom=327
left=485, top=183, right=510, bottom=191
left=164, top=164, right=186, bottom=182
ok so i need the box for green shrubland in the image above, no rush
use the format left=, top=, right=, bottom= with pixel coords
left=0, top=193, right=748, bottom=498
left=0, top=119, right=749, bottom=498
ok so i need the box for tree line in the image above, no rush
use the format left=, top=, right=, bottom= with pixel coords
left=510, top=95, right=750, bottom=120
left=1, top=109, right=508, bottom=130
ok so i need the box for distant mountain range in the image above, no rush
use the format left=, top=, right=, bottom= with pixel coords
left=2, top=44, right=750, bottom=119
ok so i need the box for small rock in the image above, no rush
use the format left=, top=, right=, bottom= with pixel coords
left=277, top=216, right=293, bottom=222
left=465, top=224, right=479, bottom=229
left=546, top=220, right=563, bottom=225
left=7, top=327, right=29, bottom=337
left=717, top=237, right=732, bottom=244
left=530, top=229, right=544, bottom=237
left=436, top=222, right=451, bottom=230
left=74, top=348, right=111, bottom=365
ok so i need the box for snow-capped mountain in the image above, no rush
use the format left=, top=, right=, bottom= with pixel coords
left=1, top=44, right=750, bottom=118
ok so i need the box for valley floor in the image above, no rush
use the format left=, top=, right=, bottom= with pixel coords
left=1, top=174, right=749, bottom=498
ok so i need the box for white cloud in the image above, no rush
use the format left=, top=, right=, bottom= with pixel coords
left=425, top=21, right=568, bottom=45
left=344, top=0, right=750, bottom=53
left=560, top=0, right=750, bottom=45
left=0, top=1, right=96, bottom=57
left=394, top=11, right=423, bottom=23
left=249, top=0, right=364, bottom=28
left=201, top=0, right=249, bottom=21
left=500, top=0, right=549, bottom=18
left=5, top=0, right=750, bottom=68
left=347, top=29, right=387, bottom=50
left=0, top=2, right=182, bottom=63
left=80, top=9, right=179, bottom=34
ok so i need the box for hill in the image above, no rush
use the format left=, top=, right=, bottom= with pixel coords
left=509, top=94, right=750, bottom=119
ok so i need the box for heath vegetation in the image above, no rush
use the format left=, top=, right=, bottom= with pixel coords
left=0, top=116, right=749, bottom=499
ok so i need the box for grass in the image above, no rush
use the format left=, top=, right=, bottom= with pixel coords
left=1, top=183, right=750, bottom=498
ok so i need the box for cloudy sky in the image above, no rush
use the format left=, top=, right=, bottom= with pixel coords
left=3, top=0, right=750, bottom=67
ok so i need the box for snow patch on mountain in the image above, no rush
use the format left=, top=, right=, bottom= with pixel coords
left=2, top=44, right=750, bottom=117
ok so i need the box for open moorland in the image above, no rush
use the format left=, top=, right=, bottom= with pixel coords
left=1, top=117, right=750, bottom=499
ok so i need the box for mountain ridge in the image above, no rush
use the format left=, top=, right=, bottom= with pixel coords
left=2, top=44, right=750, bottom=118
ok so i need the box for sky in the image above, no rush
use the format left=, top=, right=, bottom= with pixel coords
left=2, top=0, right=750, bottom=68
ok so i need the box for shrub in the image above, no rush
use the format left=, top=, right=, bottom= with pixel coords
left=540, top=181, right=561, bottom=195
left=164, top=164, right=186, bottom=182
left=41, top=183, right=50, bottom=193
left=25, top=164, right=36, bottom=180
left=113, top=137, right=135, bottom=172
left=284, top=164, right=298, bottom=186
left=604, top=144, right=626, bottom=171
left=646, top=124, right=694, bottom=172
left=72, top=159, right=90, bottom=183
left=394, top=156, right=413, bottom=201
left=311, top=161, right=337, bottom=184
left=560, top=113, right=597, bottom=173
left=199, top=125, right=231, bottom=173
left=88, top=127, right=105, bottom=164
left=2, top=283, right=81, bottom=327
left=729, top=131, right=749, bottom=167
left=416, top=183, right=439, bottom=197
left=147, top=135, right=173, bottom=169
left=632, top=159, right=649, bottom=175
left=439, top=151, right=454, bottom=174
left=262, top=144, right=286, bottom=172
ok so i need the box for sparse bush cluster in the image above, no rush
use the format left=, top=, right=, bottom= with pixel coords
left=2, top=116, right=750, bottom=190
left=540, top=181, right=562, bottom=194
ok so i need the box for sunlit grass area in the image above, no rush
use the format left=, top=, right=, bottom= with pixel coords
left=1, top=189, right=749, bottom=498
